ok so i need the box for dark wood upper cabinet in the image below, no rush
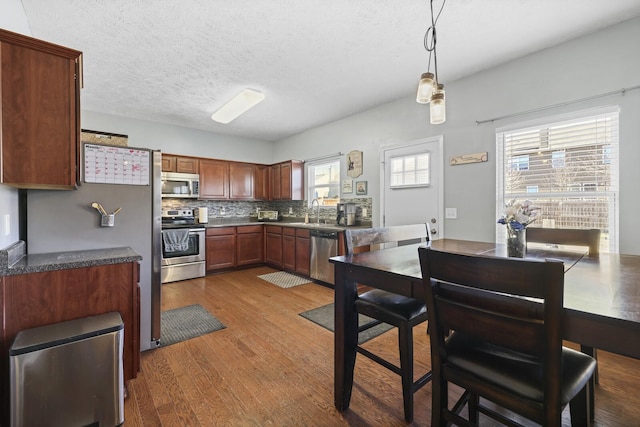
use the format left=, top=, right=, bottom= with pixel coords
left=0, top=28, right=82, bottom=189
left=162, top=154, right=199, bottom=173
left=229, top=162, right=254, bottom=200
left=254, top=164, right=269, bottom=200
left=199, top=159, right=229, bottom=199
left=270, top=160, right=303, bottom=201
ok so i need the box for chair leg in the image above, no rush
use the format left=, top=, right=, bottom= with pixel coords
left=398, top=322, right=414, bottom=422
left=431, top=375, right=447, bottom=427
left=468, top=392, right=479, bottom=424
left=581, top=344, right=597, bottom=420
left=569, top=384, right=591, bottom=427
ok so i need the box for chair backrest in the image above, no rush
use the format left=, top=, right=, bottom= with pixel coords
left=418, top=246, right=565, bottom=415
left=526, top=227, right=600, bottom=256
left=344, top=224, right=429, bottom=256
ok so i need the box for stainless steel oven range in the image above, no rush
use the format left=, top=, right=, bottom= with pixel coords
left=161, top=208, right=206, bottom=283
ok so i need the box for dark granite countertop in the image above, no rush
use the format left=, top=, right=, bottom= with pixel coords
left=202, top=217, right=371, bottom=232
left=0, top=241, right=142, bottom=277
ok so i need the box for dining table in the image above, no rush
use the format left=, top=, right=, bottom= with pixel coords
left=330, top=238, right=640, bottom=412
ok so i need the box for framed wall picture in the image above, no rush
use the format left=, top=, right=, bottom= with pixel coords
left=342, top=179, right=353, bottom=194
left=356, top=180, right=367, bottom=195
left=347, top=150, right=363, bottom=178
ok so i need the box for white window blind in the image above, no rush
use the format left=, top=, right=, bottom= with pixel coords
left=496, top=108, right=619, bottom=253
left=390, top=152, right=430, bottom=188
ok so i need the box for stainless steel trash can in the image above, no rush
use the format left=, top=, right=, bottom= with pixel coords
left=9, top=312, right=125, bottom=427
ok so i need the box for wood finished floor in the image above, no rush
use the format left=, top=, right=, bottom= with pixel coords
left=123, top=266, right=640, bottom=426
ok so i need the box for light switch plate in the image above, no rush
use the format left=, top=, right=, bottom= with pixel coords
left=445, top=208, right=457, bottom=219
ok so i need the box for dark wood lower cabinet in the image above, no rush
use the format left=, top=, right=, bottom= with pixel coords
left=265, top=226, right=283, bottom=268
left=282, top=228, right=296, bottom=271
left=0, top=262, right=140, bottom=424
left=237, top=225, right=264, bottom=266
left=206, top=227, right=236, bottom=271
left=295, top=229, right=311, bottom=276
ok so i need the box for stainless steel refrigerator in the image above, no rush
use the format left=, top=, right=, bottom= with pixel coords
left=26, top=145, right=163, bottom=351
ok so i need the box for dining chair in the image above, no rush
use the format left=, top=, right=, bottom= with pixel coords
left=418, top=246, right=596, bottom=427
left=344, top=224, right=432, bottom=422
left=527, top=226, right=601, bottom=418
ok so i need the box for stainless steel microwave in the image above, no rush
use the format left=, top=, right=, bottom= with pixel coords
left=161, top=172, right=200, bottom=198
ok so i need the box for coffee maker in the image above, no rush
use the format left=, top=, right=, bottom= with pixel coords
left=336, top=202, right=356, bottom=226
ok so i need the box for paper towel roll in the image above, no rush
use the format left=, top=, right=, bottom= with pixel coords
left=198, top=207, right=208, bottom=223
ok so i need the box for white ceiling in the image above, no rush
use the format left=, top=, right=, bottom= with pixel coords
left=20, top=0, right=640, bottom=142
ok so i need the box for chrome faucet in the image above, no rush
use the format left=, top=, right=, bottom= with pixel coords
left=311, top=198, right=320, bottom=224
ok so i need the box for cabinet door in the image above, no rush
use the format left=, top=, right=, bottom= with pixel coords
left=206, top=230, right=236, bottom=271
left=1, top=263, right=139, bottom=385
left=295, top=229, right=311, bottom=276
left=265, top=226, right=283, bottom=267
left=176, top=157, right=199, bottom=174
left=200, top=159, right=229, bottom=199
left=269, top=164, right=281, bottom=200
left=229, top=162, right=254, bottom=200
left=1, top=31, right=81, bottom=189
left=280, top=162, right=292, bottom=200
left=162, top=155, right=177, bottom=172
left=282, top=228, right=296, bottom=271
left=254, top=164, right=269, bottom=200
left=237, top=226, right=264, bottom=265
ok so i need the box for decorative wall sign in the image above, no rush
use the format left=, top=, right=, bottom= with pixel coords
left=342, top=179, right=353, bottom=194
left=449, top=152, right=488, bottom=166
left=347, top=150, right=363, bottom=178
left=356, top=181, right=368, bottom=195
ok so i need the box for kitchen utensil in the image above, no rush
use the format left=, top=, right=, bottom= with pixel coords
left=91, top=202, right=108, bottom=216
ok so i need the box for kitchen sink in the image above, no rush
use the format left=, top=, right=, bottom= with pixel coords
left=287, top=222, right=339, bottom=228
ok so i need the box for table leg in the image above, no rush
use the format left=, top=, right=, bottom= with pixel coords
left=334, top=263, right=359, bottom=411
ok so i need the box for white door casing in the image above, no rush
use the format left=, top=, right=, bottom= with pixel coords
left=380, top=136, right=444, bottom=239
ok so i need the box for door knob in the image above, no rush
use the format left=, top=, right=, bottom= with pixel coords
left=431, top=218, right=437, bottom=224
left=431, top=228, right=437, bottom=235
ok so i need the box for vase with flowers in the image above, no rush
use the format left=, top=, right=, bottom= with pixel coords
left=497, top=199, right=539, bottom=258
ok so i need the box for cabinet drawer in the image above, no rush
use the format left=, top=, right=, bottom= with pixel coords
left=237, top=225, right=263, bottom=234
left=283, top=227, right=296, bottom=236
left=265, top=225, right=282, bottom=235
left=296, top=228, right=310, bottom=238
left=206, top=226, right=236, bottom=236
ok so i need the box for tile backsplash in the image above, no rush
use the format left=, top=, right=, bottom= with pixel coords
left=162, top=197, right=372, bottom=225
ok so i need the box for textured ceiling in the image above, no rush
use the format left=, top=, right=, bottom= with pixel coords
left=19, top=0, right=640, bottom=142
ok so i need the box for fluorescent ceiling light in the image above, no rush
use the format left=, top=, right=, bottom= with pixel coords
left=211, top=89, right=265, bottom=124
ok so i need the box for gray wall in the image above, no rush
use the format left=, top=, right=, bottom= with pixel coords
left=273, top=17, right=640, bottom=254
left=81, top=111, right=274, bottom=163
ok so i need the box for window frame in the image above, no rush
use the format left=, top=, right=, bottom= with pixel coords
left=306, top=156, right=341, bottom=208
left=496, top=106, right=619, bottom=253
left=388, top=152, right=431, bottom=189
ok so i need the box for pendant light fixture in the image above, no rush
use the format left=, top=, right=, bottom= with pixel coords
left=416, top=0, right=447, bottom=124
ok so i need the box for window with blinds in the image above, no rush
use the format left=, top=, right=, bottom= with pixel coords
left=389, top=152, right=430, bottom=188
left=496, top=108, right=619, bottom=252
left=307, top=158, right=341, bottom=207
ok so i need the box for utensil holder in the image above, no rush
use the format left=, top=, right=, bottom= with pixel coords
left=101, top=214, right=115, bottom=227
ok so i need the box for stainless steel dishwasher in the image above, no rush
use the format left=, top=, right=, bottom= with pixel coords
left=310, top=229, right=339, bottom=284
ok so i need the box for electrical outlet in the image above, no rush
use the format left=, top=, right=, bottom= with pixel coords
left=289, top=207, right=293, bottom=214
left=362, top=208, right=368, bottom=217
left=445, top=208, right=457, bottom=219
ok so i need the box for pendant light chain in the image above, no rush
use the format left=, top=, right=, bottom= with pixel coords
left=416, top=0, right=447, bottom=124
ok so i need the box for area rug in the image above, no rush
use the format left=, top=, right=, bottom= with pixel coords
left=160, top=304, right=225, bottom=347
left=300, top=303, right=394, bottom=344
left=258, top=271, right=312, bottom=288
